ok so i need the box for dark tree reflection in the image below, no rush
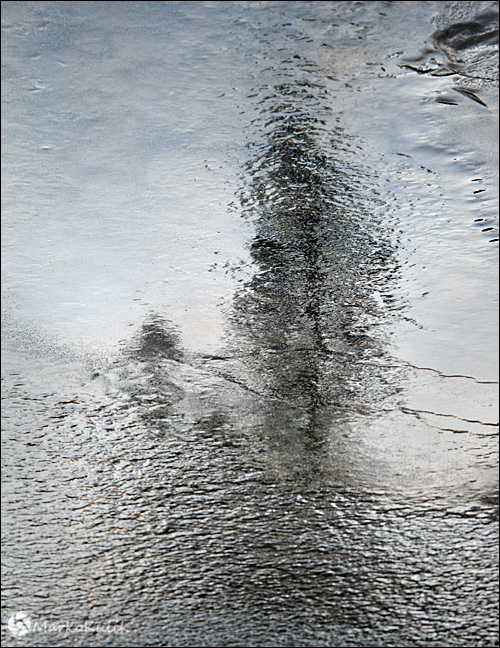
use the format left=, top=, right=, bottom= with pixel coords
left=214, top=78, right=401, bottom=480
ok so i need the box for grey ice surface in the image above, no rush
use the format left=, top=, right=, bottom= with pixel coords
left=2, top=2, right=498, bottom=646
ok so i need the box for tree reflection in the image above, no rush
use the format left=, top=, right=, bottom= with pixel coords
left=221, top=78, right=400, bottom=482
left=118, top=77, right=401, bottom=486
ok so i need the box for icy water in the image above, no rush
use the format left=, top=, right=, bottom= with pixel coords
left=2, top=1, right=498, bottom=646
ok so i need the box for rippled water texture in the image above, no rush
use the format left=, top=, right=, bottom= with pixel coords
left=2, top=2, right=498, bottom=646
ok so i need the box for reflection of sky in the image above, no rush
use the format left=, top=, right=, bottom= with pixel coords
left=336, top=57, right=499, bottom=381
left=2, top=1, right=253, bottom=350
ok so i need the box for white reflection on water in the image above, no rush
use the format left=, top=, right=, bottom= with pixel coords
left=2, top=0, right=255, bottom=352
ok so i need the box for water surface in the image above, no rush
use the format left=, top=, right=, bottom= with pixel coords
left=2, top=2, right=498, bottom=646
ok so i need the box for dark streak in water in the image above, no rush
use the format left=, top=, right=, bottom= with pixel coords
left=453, top=86, right=488, bottom=107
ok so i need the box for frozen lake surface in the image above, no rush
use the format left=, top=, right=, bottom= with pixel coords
left=2, top=1, right=498, bottom=646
